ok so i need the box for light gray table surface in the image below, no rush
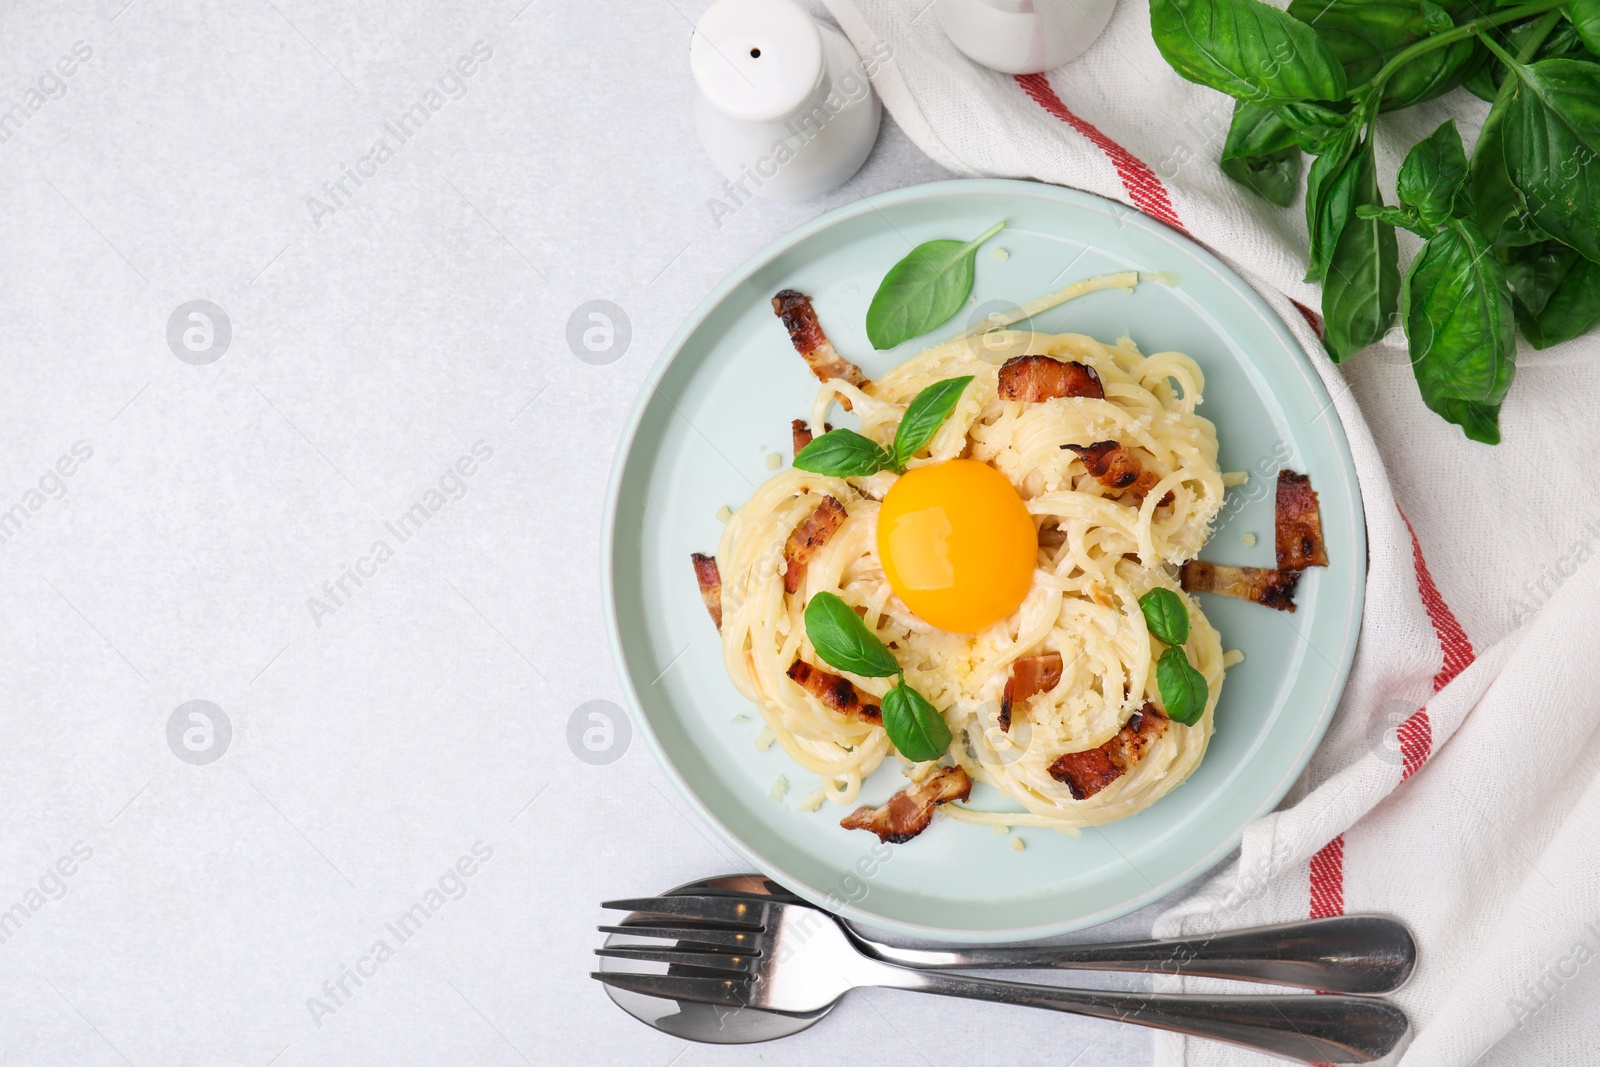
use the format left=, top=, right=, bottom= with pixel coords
left=0, top=2, right=1212, bottom=1063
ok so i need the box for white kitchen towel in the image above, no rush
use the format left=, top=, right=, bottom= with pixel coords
left=817, top=2, right=1600, bottom=1064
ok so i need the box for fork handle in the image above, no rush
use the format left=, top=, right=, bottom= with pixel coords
left=872, top=969, right=1409, bottom=1064
left=858, top=915, right=1416, bottom=994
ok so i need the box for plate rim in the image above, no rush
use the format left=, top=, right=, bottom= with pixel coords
left=601, top=177, right=1366, bottom=941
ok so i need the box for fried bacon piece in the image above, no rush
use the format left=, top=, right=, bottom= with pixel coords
left=1064, top=440, right=1164, bottom=497
left=786, top=659, right=882, bottom=724
left=771, top=291, right=869, bottom=406
left=1048, top=703, right=1170, bottom=801
left=782, top=496, right=847, bottom=594
left=790, top=418, right=833, bottom=454
left=997, top=355, right=1104, bottom=402
left=840, top=766, right=972, bottom=843
left=1275, top=470, right=1329, bottom=571
left=1180, top=561, right=1300, bottom=612
left=999, top=652, right=1064, bottom=732
left=690, top=553, right=723, bottom=630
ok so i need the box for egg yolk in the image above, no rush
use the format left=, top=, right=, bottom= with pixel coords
left=876, top=459, right=1038, bottom=633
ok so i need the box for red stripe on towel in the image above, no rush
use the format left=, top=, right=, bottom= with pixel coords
left=1015, top=73, right=1186, bottom=233
left=1309, top=835, right=1344, bottom=918
left=1393, top=506, right=1477, bottom=780
left=1400, top=507, right=1475, bottom=692
left=1398, top=711, right=1432, bottom=781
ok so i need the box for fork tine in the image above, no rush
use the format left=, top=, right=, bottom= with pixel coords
left=590, top=970, right=752, bottom=1008
left=594, top=945, right=756, bottom=972
left=601, top=895, right=767, bottom=927
left=596, top=924, right=760, bottom=950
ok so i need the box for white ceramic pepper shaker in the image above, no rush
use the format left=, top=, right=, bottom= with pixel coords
left=691, top=0, right=882, bottom=203
left=935, top=0, right=1116, bottom=74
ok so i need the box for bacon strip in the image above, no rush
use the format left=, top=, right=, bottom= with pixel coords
left=997, top=355, right=1104, bottom=402
left=1180, top=561, right=1300, bottom=612
left=771, top=291, right=869, bottom=405
left=782, top=496, right=847, bottom=594
left=840, top=766, right=972, bottom=843
left=790, top=418, right=833, bottom=455
left=1064, top=440, right=1164, bottom=498
left=690, top=553, right=723, bottom=630
left=1276, top=470, right=1329, bottom=571
left=786, top=659, right=881, bottom=724
left=1048, top=703, right=1169, bottom=801
left=999, top=652, right=1064, bottom=732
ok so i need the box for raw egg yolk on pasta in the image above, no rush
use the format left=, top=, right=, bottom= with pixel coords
left=877, top=459, right=1037, bottom=633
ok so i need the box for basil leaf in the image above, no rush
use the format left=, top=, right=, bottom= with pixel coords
left=1278, top=101, right=1354, bottom=154
left=1304, top=123, right=1363, bottom=284
left=1220, top=102, right=1304, bottom=206
left=793, top=429, right=891, bottom=478
left=866, top=222, right=1006, bottom=350
left=1509, top=241, right=1600, bottom=347
left=1358, top=203, right=1429, bottom=235
left=803, top=592, right=901, bottom=678
left=1138, top=588, right=1191, bottom=646
left=1150, top=0, right=1347, bottom=103
left=1322, top=137, right=1400, bottom=363
left=1396, top=120, right=1469, bottom=229
left=1570, top=0, right=1600, bottom=58
left=1405, top=218, right=1518, bottom=444
left=1286, top=0, right=1480, bottom=110
left=1463, top=51, right=1500, bottom=103
left=1498, top=57, right=1600, bottom=263
left=1506, top=240, right=1580, bottom=318
left=1156, top=646, right=1209, bottom=727
left=1419, top=0, right=1453, bottom=34
left=1535, top=19, right=1588, bottom=62
left=892, top=376, right=973, bottom=470
left=881, top=683, right=953, bottom=762
left=1469, top=99, right=1550, bottom=251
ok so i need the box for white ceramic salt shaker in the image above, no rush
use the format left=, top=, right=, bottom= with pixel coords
left=691, top=0, right=882, bottom=203
left=935, top=0, right=1117, bottom=74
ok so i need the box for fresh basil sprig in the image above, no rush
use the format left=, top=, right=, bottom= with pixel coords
left=1147, top=0, right=1600, bottom=445
left=880, top=684, right=953, bottom=763
left=866, top=223, right=1005, bottom=350
left=1156, top=646, right=1210, bottom=726
left=791, top=429, right=893, bottom=478
left=1138, top=588, right=1191, bottom=646
left=1220, top=102, right=1304, bottom=207
left=802, top=592, right=953, bottom=762
left=890, top=375, right=973, bottom=469
left=1485, top=50, right=1600, bottom=263
left=1321, top=133, right=1399, bottom=362
left=1405, top=215, right=1518, bottom=445
left=1139, top=588, right=1207, bottom=726
left=1150, top=0, right=1346, bottom=103
left=804, top=592, right=900, bottom=678
left=794, top=376, right=972, bottom=478
left=1398, top=120, right=1471, bottom=228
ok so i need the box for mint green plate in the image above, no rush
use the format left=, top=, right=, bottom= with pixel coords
left=603, top=179, right=1364, bottom=941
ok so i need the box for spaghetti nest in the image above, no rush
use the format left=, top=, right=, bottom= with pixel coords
left=716, top=280, right=1228, bottom=832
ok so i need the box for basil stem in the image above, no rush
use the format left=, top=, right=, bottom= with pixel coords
left=1356, top=0, right=1564, bottom=100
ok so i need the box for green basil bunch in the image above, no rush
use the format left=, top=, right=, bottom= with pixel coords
left=1150, top=0, right=1600, bottom=444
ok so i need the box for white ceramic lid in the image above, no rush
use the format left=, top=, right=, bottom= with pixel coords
left=690, top=0, right=824, bottom=123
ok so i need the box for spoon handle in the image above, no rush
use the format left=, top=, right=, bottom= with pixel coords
left=857, top=915, right=1416, bottom=994
left=872, top=969, right=1410, bottom=1065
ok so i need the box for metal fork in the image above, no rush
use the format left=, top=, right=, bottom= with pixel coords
left=593, top=894, right=1411, bottom=1065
